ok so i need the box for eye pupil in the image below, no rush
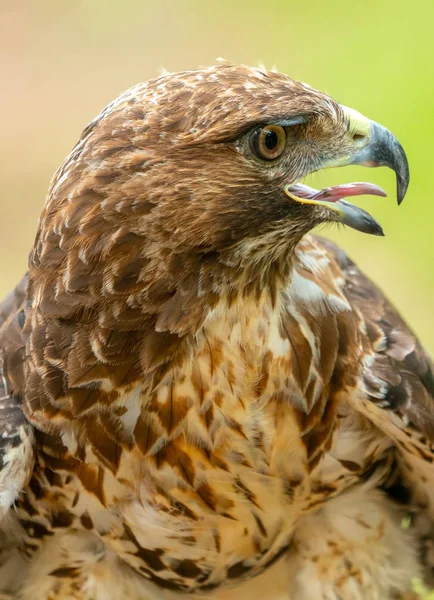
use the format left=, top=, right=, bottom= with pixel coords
left=264, top=130, right=278, bottom=150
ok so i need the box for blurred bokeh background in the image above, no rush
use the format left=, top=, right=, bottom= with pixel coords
left=0, top=0, right=433, bottom=352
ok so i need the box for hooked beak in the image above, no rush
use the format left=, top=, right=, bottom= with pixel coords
left=284, top=106, right=410, bottom=235
left=349, top=111, right=409, bottom=205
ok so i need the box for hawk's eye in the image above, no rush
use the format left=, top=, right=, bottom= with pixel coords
left=250, top=125, right=286, bottom=160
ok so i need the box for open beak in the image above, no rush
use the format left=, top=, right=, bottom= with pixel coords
left=284, top=107, right=410, bottom=236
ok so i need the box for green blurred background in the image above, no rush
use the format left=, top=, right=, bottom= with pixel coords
left=0, top=0, right=433, bottom=353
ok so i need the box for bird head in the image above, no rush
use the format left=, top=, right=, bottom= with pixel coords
left=33, top=64, right=409, bottom=312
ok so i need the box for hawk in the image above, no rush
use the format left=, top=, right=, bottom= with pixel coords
left=0, top=64, right=432, bottom=600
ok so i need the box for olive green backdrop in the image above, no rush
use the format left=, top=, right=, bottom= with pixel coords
left=0, top=0, right=433, bottom=352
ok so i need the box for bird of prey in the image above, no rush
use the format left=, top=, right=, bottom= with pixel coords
left=0, top=64, right=433, bottom=600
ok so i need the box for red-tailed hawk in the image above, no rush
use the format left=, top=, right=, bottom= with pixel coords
left=0, top=64, right=432, bottom=600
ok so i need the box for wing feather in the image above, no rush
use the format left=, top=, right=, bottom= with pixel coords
left=316, top=237, right=434, bottom=512
left=0, top=275, right=34, bottom=517
left=316, top=239, right=433, bottom=426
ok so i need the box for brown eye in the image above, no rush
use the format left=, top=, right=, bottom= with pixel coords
left=250, top=125, right=287, bottom=160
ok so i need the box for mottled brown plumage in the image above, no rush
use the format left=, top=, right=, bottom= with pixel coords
left=0, top=64, right=432, bottom=599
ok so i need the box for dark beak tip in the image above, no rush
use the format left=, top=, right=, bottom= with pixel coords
left=397, top=174, right=409, bottom=205
left=369, top=221, right=385, bottom=237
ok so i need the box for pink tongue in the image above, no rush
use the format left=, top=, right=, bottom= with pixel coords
left=312, top=182, right=387, bottom=202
